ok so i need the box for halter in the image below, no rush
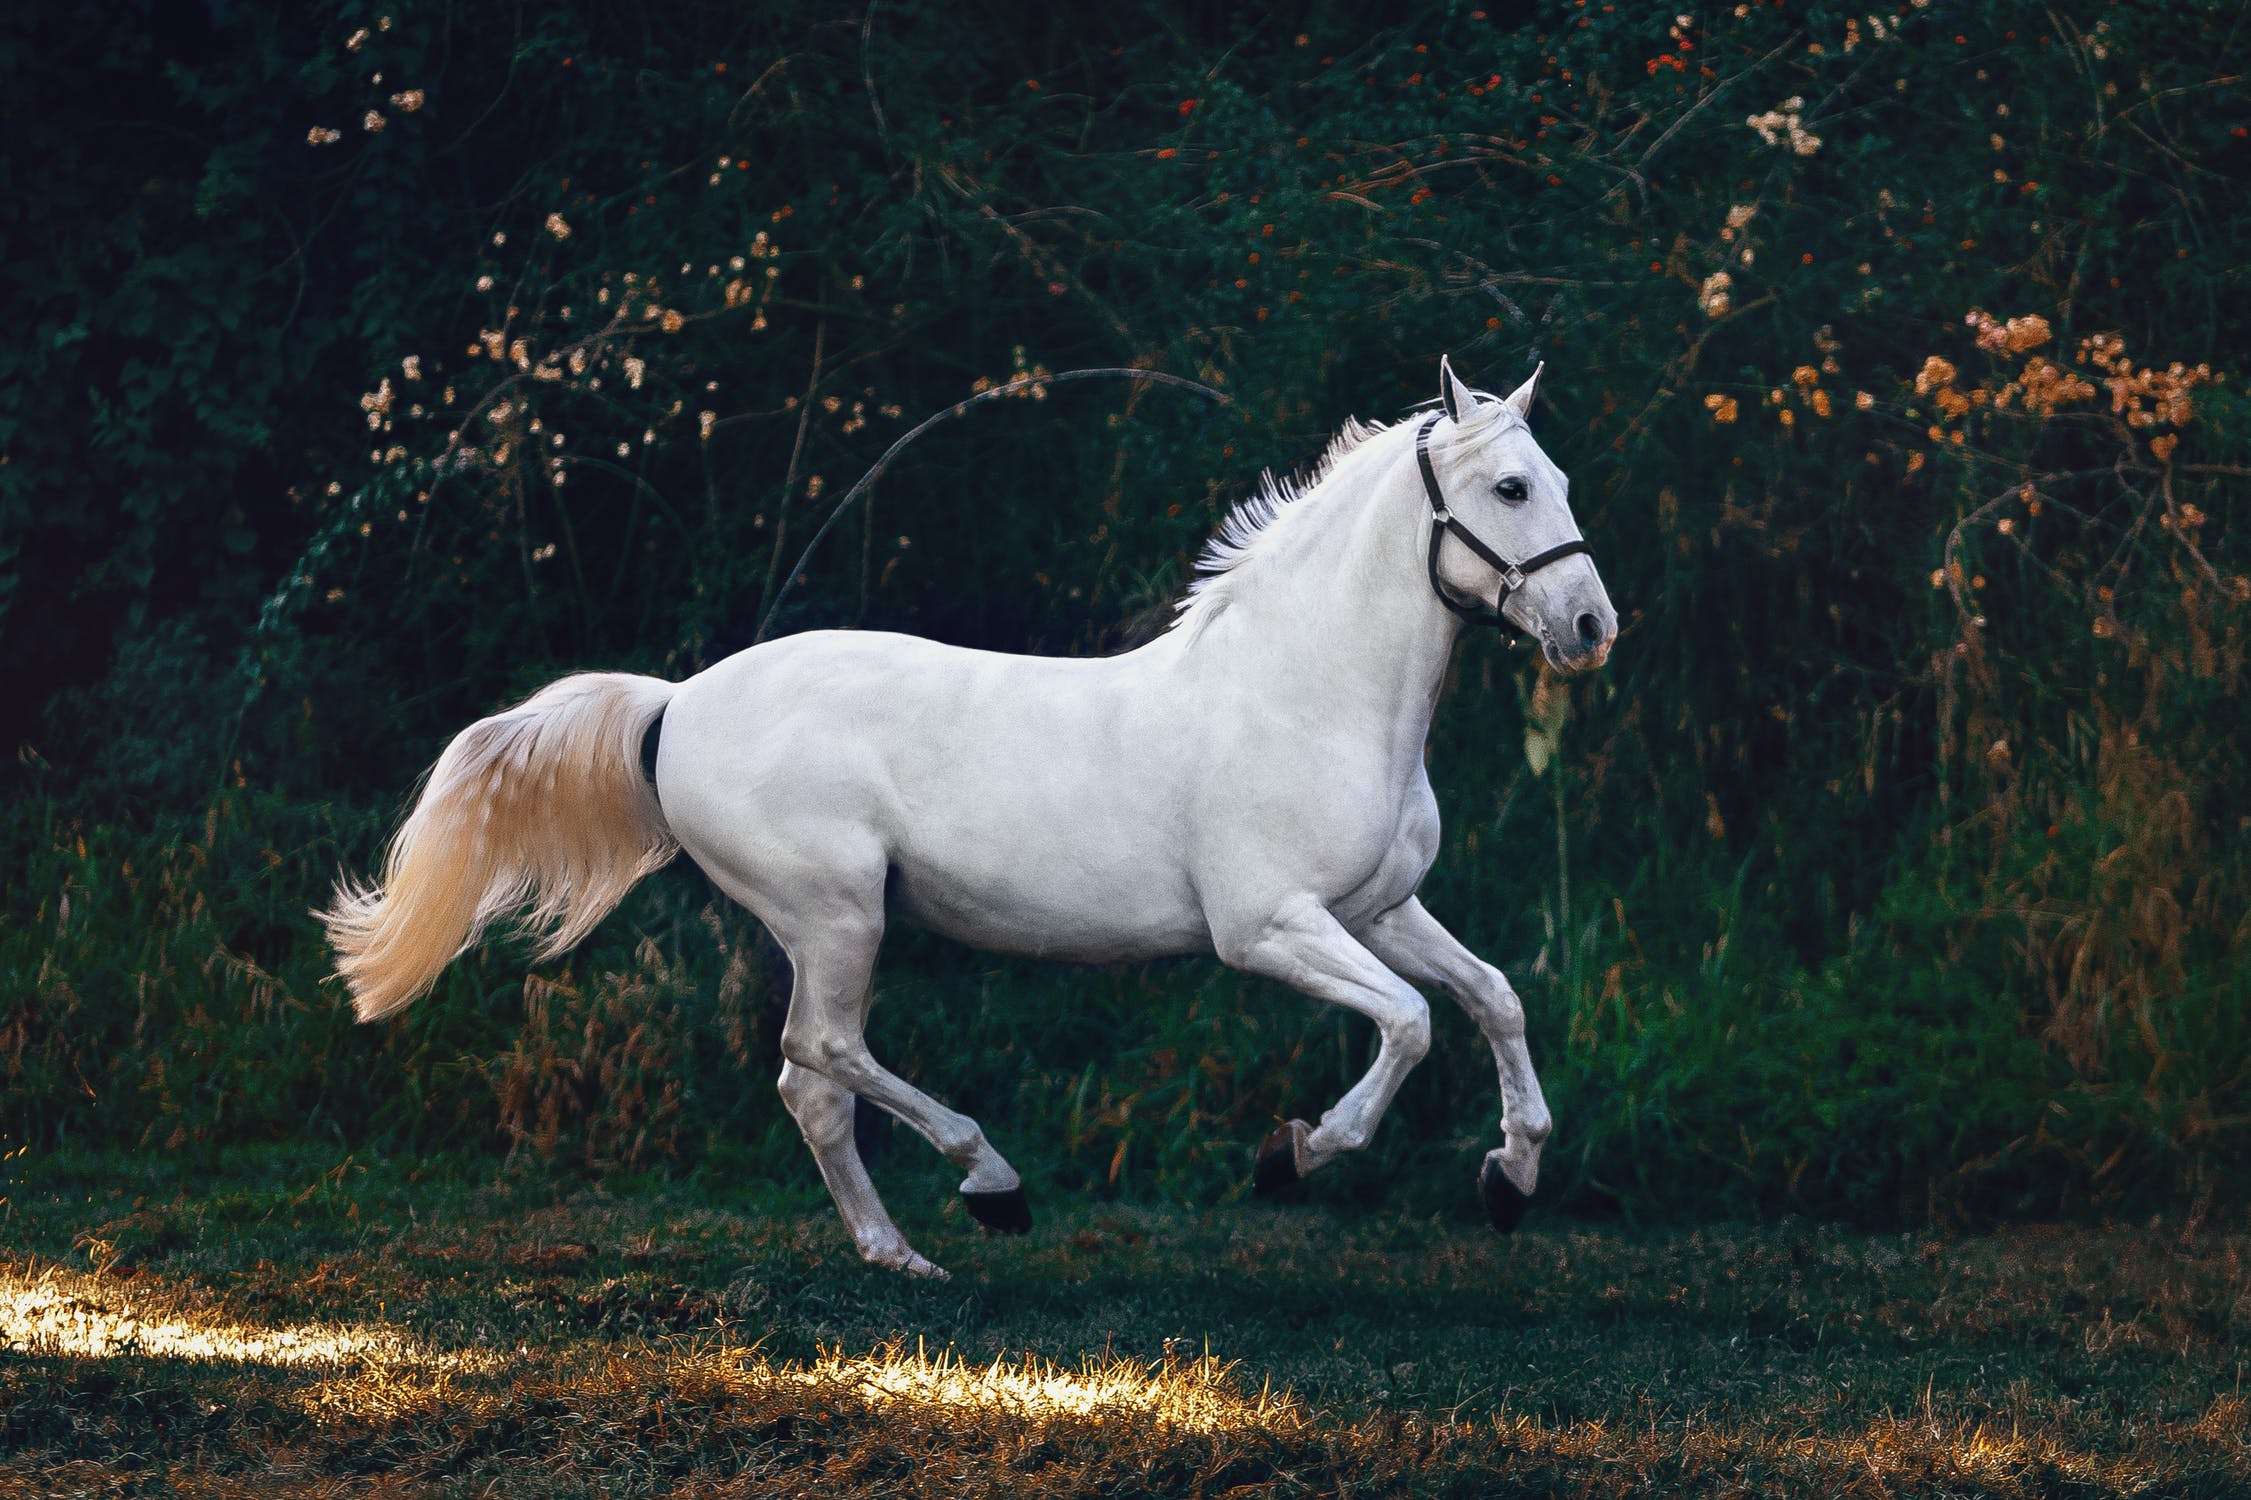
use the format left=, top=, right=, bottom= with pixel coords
left=1414, top=411, right=1592, bottom=638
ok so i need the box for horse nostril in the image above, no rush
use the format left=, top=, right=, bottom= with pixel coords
left=1575, top=612, right=1603, bottom=651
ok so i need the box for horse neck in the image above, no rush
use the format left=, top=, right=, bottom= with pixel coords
left=1197, top=437, right=1462, bottom=753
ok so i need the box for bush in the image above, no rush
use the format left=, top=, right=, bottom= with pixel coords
left=3, top=0, right=2245, bottom=1222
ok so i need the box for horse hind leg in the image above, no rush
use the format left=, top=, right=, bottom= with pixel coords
left=776, top=1061, right=942, bottom=1277
left=771, top=888, right=1031, bottom=1261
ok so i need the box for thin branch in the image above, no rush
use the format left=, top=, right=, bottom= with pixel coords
left=754, top=369, right=1230, bottom=642
left=755, top=317, right=828, bottom=630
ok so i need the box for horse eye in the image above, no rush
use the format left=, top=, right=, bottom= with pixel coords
left=1495, top=477, right=1529, bottom=504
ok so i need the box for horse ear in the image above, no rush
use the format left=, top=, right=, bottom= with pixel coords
left=1438, top=355, right=1476, bottom=423
left=1503, top=361, right=1545, bottom=423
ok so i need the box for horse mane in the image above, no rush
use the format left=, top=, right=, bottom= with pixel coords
left=1172, top=396, right=1520, bottom=636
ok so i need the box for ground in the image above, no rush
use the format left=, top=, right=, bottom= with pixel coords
left=0, top=1150, right=2243, bottom=1497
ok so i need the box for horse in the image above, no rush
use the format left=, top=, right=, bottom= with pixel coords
left=323, top=356, right=1617, bottom=1277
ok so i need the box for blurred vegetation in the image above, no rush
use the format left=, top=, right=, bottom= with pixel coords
left=2, top=0, right=2246, bottom=1225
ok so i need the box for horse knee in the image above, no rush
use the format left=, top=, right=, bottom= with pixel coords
left=1387, top=996, right=1433, bottom=1064
left=779, top=1022, right=863, bottom=1080
left=1482, top=980, right=1526, bottom=1039
left=777, top=1063, right=853, bottom=1145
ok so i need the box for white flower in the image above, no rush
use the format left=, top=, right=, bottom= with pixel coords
left=1746, top=97, right=1821, bottom=156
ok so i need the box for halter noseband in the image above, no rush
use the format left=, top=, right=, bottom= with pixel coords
left=1413, top=411, right=1592, bottom=638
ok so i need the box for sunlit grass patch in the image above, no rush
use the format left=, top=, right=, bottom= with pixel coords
left=0, top=1264, right=483, bottom=1374
left=755, top=1341, right=1297, bottom=1435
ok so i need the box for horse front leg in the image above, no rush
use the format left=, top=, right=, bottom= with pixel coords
left=1358, top=897, right=1552, bottom=1232
left=1215, top=895, right=1433, bottom=1188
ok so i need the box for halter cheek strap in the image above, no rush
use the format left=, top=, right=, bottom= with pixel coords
left=1413, top=412, right=1592, bottom=635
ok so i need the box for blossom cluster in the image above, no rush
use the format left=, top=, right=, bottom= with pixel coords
left=2079, top=331, right=2214, bottom=457
left=970, top=346, right=1055, bottom=400
left=1745, top=96, right=1821, bottom=156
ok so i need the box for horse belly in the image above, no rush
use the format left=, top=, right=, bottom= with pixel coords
left=891, top=846, right=1215, bottom=950
left=887, top=807, right=1210, bottom=962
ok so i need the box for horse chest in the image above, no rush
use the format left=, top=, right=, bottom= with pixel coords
left=1330, top=775, right=1442, bottom=925
left=1207, top=745, right=1439, bottom=924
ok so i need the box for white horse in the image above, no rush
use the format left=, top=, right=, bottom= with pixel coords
left=325, top=357, right=1616, bottom=1277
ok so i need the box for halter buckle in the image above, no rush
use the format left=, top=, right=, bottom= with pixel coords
left=1431, top=505, right=1451, bottom=524
left=1501, top=565, right=1526, bottom=592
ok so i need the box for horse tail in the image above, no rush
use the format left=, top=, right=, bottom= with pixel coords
left=322, top=672, right=679, bottom=1022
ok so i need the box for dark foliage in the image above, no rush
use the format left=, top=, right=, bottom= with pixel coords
left=2, top=0, right=2246, bottom=1223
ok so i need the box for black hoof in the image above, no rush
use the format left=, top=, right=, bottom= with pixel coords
left=962, top=1186, right=1032, bottom=1235
left=1253, top=1120, right=1311, bottom=1198
left=1479, top=1156, right=1531, bottom=1234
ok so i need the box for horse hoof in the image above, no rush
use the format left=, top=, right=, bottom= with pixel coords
left=1479, top=1156, right=1531, bottom=1234
left=1253, top=1120, right=1311, bottom=1197
left=962, top=1186, right=1032, bottom=1235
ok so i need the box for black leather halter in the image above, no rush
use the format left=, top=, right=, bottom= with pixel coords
left=1414, top=411, right=1592, bottom=636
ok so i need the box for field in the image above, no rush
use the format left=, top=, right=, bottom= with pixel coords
left=5, top=3, right=2250, bottom=1492
left=2, top=1150, right=2244, bottom=1498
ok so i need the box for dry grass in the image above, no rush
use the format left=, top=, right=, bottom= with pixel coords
left=0, top=1154, right=2244, bottom=1496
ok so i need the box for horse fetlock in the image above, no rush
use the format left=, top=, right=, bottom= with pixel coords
left=1488, top=1133, right=1542, bottom=1195
left=1509, top=1105, right=1553, bottom=1147
left=856, top=1228, right=945, bottom=1279
left=1307, top=1116, right=1369, bottom=1161
left=958, top=1154, right=1020, bottom=1195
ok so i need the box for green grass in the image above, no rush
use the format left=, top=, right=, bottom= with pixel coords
left=1, top=1148, right=2243, bottom=1497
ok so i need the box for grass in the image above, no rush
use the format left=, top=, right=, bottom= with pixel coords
left=0, top=1149, right=2244, bottom=1496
